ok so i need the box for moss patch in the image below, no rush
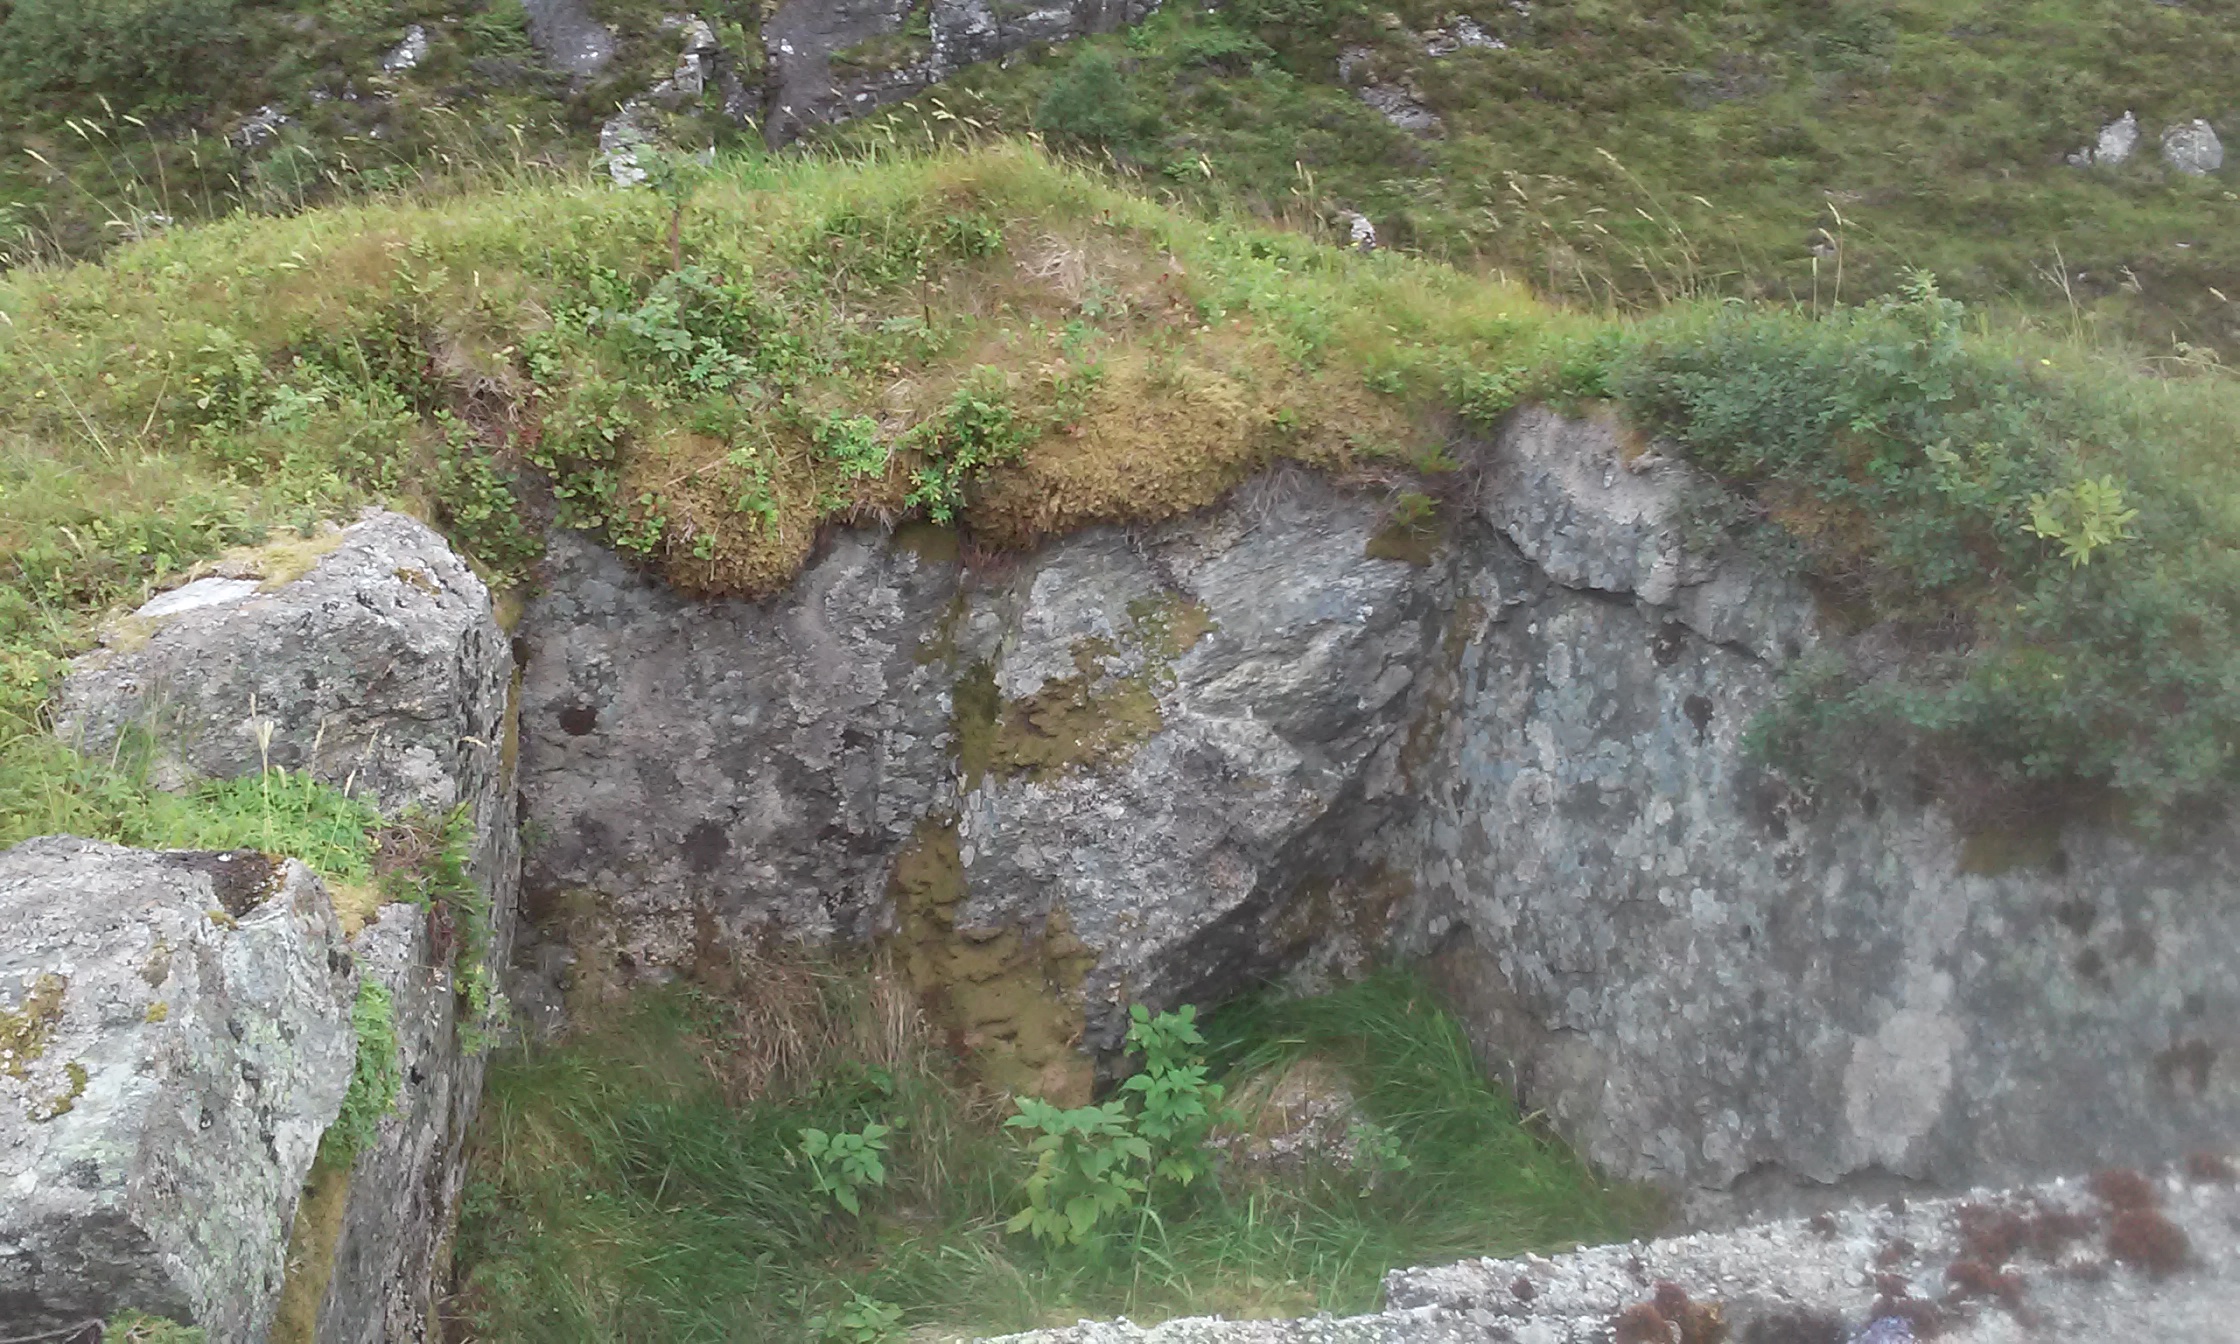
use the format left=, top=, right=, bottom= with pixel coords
left=270, top=1141, right=355, bottom=1344
left=986, top=639, right=1166, bottom=783
left=959, top=593, right=1215, bottom=785
left=29, top=1059, right=89, bottom=1122
left=887, top=818, right=1096, bottom=1101
left=1364, top=492, right=1443, bottom=567
left=0, top=971, right=67, bottom=1081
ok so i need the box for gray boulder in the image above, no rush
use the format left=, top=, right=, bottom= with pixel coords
left=522, top=0, right=615, bottom=78
left=0, top=838, right=356, bottom=1340
left=2069, top=109, right=2139, bottom=167
left=55, top=510, right=512, bottom=821
left=53, top=509, right=520, bottom=1341
left=2162, top=118, right=2224, bottom=175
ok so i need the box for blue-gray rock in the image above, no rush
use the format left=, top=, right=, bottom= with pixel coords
left=52, top=510, right=520, bottom=1341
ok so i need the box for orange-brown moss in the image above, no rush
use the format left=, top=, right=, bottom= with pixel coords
left=271, top=1146, right=355, bottom=1343
left=885, top=818, right=1096, bottom=1102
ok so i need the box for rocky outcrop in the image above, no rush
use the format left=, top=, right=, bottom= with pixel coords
left=762, top=0, right=1163, bottom=144
left=517, top=407, right=2239, bottom=1206
left=984, top=1162, right=2240, bottom=1342
left=1377, top=409, right=2238, bottom=1207
left=0, top=839, right=356, bottom=1340
left=519, top=475, right=1434, bottom=1089
left=52, top=510, right=520, bottom=1339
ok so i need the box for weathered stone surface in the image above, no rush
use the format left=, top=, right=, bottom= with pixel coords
left=2068, top=109, right=2139, bottom=167
left=519, top=475, right=1439, bottom=1073
left=0, top=838, right=355, bottom=1340
left=761, top=0, right=1163, bottom=144
left=1377, top=410, right=2240, bottom=1206
left=519, top=527, right=960, bottom=959
left=985, top=1164, right=2240, bottom=1341
left=56, top=510, right=511, bottom=820
left=2161, top=118, right=2224, bottom=175
left=53, top=509, right=520, bottom=1340
left=523, top=0, right=615, bottom=78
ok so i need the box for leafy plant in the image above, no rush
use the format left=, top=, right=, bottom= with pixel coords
left=799, top=1122, right=891, bottom=1216
left=807, top=1292, right=904, bottom=1343
left=2024, top=474, right=2138, bottom=568
left=1004, top=1097, right=1148, bottom=1248
left=1119, top=1004, right=1231, bottom=1192
left=904, top=369, right=1035, bottom=523
left=813, top=413, right=892, bottom=483
left=103, top=1311, right=207, bottom=1344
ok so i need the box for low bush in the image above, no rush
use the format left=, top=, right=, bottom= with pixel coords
left=1616, top=275, right=2240, bottom=821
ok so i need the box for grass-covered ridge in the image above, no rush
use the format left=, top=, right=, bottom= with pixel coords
left=2, top=142, right=2238, bottom=841
left=837, top=0, right=2240, bottom=359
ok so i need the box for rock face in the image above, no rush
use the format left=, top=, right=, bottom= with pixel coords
left=762, top=0, right=1163, bottom=144
left=1379, top=409, right=2238, bottom=1205
left=56, top=510, right=511, bottom=823
left=982, top=1163, right=2240, bottom=1342
left=520, top=475, right=1435, bottom=1085
left=0, top=838, right=356, bottom=1340
left=53, top=510, right=520, bottom=1340
left=518, top=408, right=2239, bottom=1206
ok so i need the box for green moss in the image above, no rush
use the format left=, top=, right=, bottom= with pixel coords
left=951, top=659, right=1002, bottom=787
left=972, top=596, right=1215, bottom=784
left=985, top=639, right=1166, bottom=783
left=103, top=1312, right=206, bottom=1344
left=1364, top=491, right=1442, bottom=566
left=28, top=1059, right=89, bottom=1122
left=270, top=1143, right=354, bottom=1344
left=0, top=971, right=66, bottom=1081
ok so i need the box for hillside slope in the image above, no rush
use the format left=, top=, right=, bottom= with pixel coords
left=6, top=0, right=2240, bottom=359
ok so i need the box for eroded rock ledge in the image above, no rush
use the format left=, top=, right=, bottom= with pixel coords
left=518, top=406, right=2238, bottom=1201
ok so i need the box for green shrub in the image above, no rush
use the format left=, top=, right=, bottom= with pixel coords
left=903, top=368, right=1035, bottom=523
left=799, top=1121, right=891, bottom=1216
left=1615, top=275, right=2240, bottom=819
left=0, top=0, right=238, bottom=108
left=103, top=1311, right=206, bottom=1344
left=1118, top=1003, right=1230, bottom=1192
left=1003, top=1096, right=1148, bottom=1248
left=1035, top=50, right=1151, bottom=150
